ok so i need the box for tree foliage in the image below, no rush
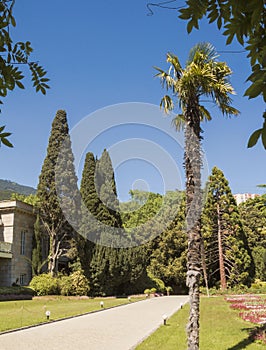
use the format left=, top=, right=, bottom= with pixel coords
left=178, top=0, right=266, bottom=148
left=79, top=149, right=147, bottom=296
left=0, top=0, right=50, bottom=147
left=31, top=213, right=44, bottom=276
left=10, top=192, right=39, bottom=206
left=121, top=190, right=163, bottom=231
left=36, top=110, right=80, bottom=277
left=239, top=194, right=266, bottom=280
left=202, top=167, right=253, bottom=289
left=148, top=193, right=187, bottom=293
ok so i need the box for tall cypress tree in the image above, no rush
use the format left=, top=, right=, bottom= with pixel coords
left=37, top=110, right=80, bottom=276
left=201, top=167, right=253, bottom=289
left=80, top=153, right=100, bottom=217
left=95, top=149, right=122, bottom=229
left=87, top=149, right=127, bottom=295
left=80, top=149, right=146, bottom=295
left=79, top=152, right=100, bottom=277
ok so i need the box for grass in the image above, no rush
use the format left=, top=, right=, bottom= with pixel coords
left=136, top=296, right=265, bottom=350
left=0, top=295, right=143, bottom=332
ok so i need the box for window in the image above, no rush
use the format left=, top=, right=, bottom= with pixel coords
left=20, top=230, right=26, bottom=255
left=19, top=274, right=26, bottom=286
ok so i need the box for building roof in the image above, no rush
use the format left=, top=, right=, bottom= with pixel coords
left=0, top=200, right=34, bottom=215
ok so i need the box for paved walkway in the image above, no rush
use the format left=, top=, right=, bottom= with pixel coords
left=0, top=296, right=188, bottom=350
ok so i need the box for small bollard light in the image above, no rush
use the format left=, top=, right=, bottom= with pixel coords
left=45, top=310, right=51, bottom=320
left=128, top=296, right=131, bottom=302
left=180, top=303, right=183, bottom=309
left=162, top=314, right=167, bottom=325
left=100, top=301, right=104, bottom=308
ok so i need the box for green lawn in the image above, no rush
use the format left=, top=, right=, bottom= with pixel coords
left=136, top=296, right=265, bottom=350
left=0, top=296, right=142, bottom=332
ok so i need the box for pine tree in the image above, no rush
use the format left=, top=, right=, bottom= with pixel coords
left=239, top=194, right=266, bottom=280
left=36, top=110, right=80, bottom=276
left=202, top=167, right=253, bottom=290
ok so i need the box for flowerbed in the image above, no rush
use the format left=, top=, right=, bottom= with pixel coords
left=225, top=295, right=266, bottom=344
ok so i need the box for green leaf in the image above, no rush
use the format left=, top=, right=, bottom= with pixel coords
left=187, top=19, right=195, bottom=34
left=0, top=132, right=11, bottom=138
left=0, top=21, right=8, bottom=29
left=247, top=128, right=262, bottom=148
left=179, top=9, right=192, bottom=20
left=16, top=81, right=25, bottom=89
left=40, top=86, right=46, bottom=95
left=41, top=83, right=50, bottom=89
left=11, top=15, right=16, bottom=27
left=261, top=124, right=266, bottom=150
left=244, top=81, right=264, bottom=99
left=1, top=137, right=13, bottom=148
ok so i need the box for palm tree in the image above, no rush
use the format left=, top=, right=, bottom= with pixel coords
left=155, top=42, right=239, bottom=350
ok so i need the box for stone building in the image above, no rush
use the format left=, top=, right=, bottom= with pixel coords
left=0, top=200, right=36, bottom=286
left=233, top=193, right=259, bottom=205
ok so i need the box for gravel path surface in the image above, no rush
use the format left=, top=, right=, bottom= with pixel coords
left=1, top=295, right=188, bottom=350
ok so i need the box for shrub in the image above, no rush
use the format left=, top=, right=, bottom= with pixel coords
left=146, top=271, right=166, bottom=293
left=59, top=271, right=90, bottom=296
left=166, top=286, right=173, bottom=295
left=69, top=270, right=90, bottom=296
left=249, top=280, right=266, bottom=294
left=59, top=275, right=73, bottom=296
left=144, top=289, right=151, bottom=296
left=29, top=273, right=59, bottom=296
left=0, top=286, right=34, bottom=296
left=150, top=287, right=157, bottom=294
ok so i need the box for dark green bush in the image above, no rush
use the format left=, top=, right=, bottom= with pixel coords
left=0, top=286, right=34, bottom=296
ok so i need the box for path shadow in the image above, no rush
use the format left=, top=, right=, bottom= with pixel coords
left=227, top=324, right=266, bottom=350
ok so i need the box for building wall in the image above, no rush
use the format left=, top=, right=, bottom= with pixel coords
left=12, top=209, right=35, bottom=286
left=233, top=193, right=259, bottom=205
left=0, top=258, right=11, bottom=286
left=0, top=200, right=36, bottom=286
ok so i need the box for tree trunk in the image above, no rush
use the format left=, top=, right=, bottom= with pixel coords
left=48, top=232, right=58, bottom=277
left=217, top=203, right=227, bottom=290
left=185, top=102, right=202, bottom=350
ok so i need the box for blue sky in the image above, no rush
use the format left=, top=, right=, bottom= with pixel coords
left=0, top=0, right=265, bottom=201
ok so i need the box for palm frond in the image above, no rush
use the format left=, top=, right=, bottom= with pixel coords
left=172, top=114, right=185, bottom=131
left=199, top=105, right=212, bottom=122
left=166, top=53, right=182, bottom=79
left=160, top=95, right=174, bottom=114
left=187, top=42, right=219, bottom=65
left=155, top=42, right=238, bottom=125
left=154, top=66, right=176, bottom=91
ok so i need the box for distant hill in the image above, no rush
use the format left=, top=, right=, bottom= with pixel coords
left=0, top=179, right=36, bottom=200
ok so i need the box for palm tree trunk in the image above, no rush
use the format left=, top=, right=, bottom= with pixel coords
left=217, top=203, right=227, bottom=290
left=185, top=103, right=202, bottom=350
